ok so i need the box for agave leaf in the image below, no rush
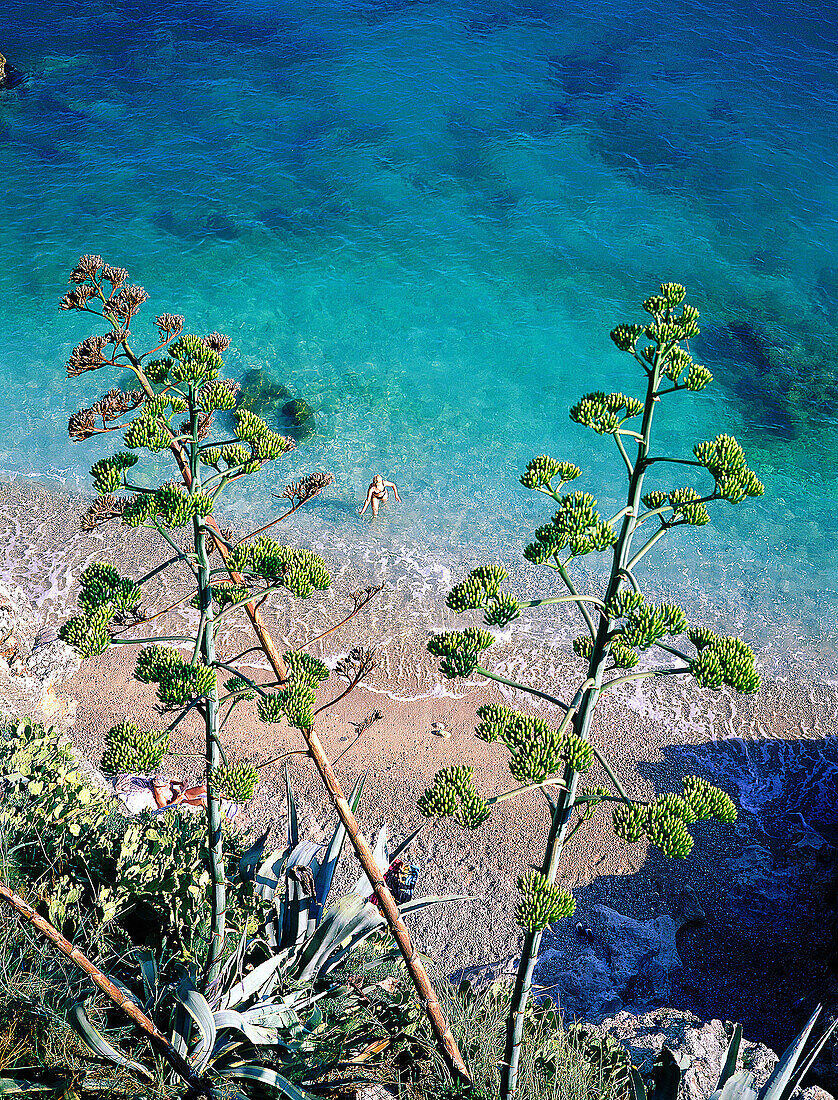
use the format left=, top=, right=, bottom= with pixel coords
left=630, top=1066, right=648, bottom=1100
left=220, top=954, right=287, bottom=1011
left=213, top=1009, right=281, bottom=1047
left=776, top=1011, right=838, bottom=1100
left=238, top=829, right=270, bottom=882
left=350, top=825, right=389, bottom=898
left=296, top=895, right=386, bottom=982
left=388, top=822, right=425, bottom=864
left=718, top=1024, right=743, bottom=1090
left=0, top=1069, right=75, bottom=1096
left=171, top=998, right=191, bottom=1061
left=285, top=765, right=298, bottom=850
left=710, top=1069, right=757, bottom=1100
left=255, top=847, right=292, bottom=903
left=220, top=1064, right=313, bottom=1100
left=135, top=949, right=158, bottom=1009
left=758, top=1005, right=821, bottom=1100
left=207, top=927, right=251, bottom=1010
left=313, top=773, right=366, bottom=913
left=66, top=1003, right=154, bottom=1083
left=399, top=893, right=474, bottom=917
left=282, top=871, right=316, bottom=952
left=173, top=978, right=217, bottom=1074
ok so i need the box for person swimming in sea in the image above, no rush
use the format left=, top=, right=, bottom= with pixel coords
left=359, top=474, right=402, bottom=517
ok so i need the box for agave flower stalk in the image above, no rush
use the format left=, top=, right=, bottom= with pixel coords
left=54, top=255, right=469, bottom=1083
left=420, top=285, right=762, bottom=1097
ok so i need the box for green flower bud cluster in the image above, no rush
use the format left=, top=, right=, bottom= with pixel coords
left=605, top=590, right=645, bottom=618
left=447, top=565, right=508, bottom=612
left=520, top=455, right=582, bottom=490
left=134, top=645, right=217, bottom=708
left=474, top=705, right=592, bottom=783
left=524, top=491, right=617, bottom=563
left=226, top=538, right=331, bottom=596
left=660, top=345, right=694, bottom=383
left=668, top=487, right=710, bottom=526
left=90, top=452, right=139, bottom=495
left=190, top=583, right=251, bottom=611
left=474, top=703, right=514, bottom=741
left=570, top=392, right=644, bottom=435
left=221, top=444, right=252, bottom=468
left=693, top=434, right=764, bottom=503
left=224, top=676, right=255, bottom=700
left=200, top=447, right=222, bottom=467
left=144, top=358, right=172, bottom=384
left=611, top=777, right=737, bottom=857
left=101, top=720, right=169, bottom=774
left=616, top=601, right=687, bottom=650
left=428, top=627, right=495, bottom=680
left=573, top=635, right=593, bottom=661
left=609, top=639, right=640, bottom=668
left=515, top=871, right=575, bottom=932
left=643, top=283, right=687, bottom=314
left=686, top=361, right=713, bottom=391
left=687, top=629, right=760, bottom=693
left=210, top=761, right=258, bottom=802
left=124, top=413, right=171, bottom=452
left=484, top=591, right=520, bottom=627
left=124, top=485, right=213, bottom=528
left=78, top=562, right=141, bottom=615
left=257, top=682, right=317, bottom=731
left=283, top=650, right=330, bottom=687
left=610, top=323, right=644, bottom=352
left=166, top=334, right=223, bottom=383
left=611, top=802, right=647, bottom=842
left=579, top=786, right=611, bottom=821
left=417, top=766, right=491, bottom=829
left=198, top=380, right=238, bottom=413
left=59, top=605, right=113, bottom=659
left=233, top=409, right=295, bottom=463
left=681, top=775, right=737, bottom=823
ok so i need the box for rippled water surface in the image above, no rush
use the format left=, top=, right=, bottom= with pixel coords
left=2, top=0, right=837, bottom=656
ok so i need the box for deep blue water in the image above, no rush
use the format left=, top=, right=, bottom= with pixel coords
left=1, top=0, right=837, bottom=658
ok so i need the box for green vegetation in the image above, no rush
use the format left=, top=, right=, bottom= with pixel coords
left=422, top=284, right=763, bottom=1098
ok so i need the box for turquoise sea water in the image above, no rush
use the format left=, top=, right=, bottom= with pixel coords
left=1, top=0, right=837, bottom=664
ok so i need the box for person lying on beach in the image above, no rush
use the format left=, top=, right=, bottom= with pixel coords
left=359, top=474, right=402, bottom=517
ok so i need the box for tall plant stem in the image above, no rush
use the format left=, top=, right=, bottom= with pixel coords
left=501, top=360, right=664, bottom=1099
left=117, top=342, right=468, bottom=1082
left=0, top=884, right=212, bottom=1095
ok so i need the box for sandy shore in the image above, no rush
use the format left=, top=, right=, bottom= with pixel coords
left=4, top=476, right=838, bottom=1054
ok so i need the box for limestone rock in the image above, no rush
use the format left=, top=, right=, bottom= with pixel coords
left=282, top=398, right=314, bottom=425
left=533, top=889, right=705, bottom=1023
left=0, top=582, right=80, bottom=727
left=588, top=1009, right=833, bottom=1100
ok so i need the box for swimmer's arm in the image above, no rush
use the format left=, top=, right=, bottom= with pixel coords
left=359, top=487, right=373, bottom=514
left=384, top=480, right=402, bottom=502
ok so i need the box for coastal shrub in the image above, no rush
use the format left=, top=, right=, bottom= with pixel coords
left=0, top=719, right=257, bottom=959
left=423, top=284, right=764, bottom=1098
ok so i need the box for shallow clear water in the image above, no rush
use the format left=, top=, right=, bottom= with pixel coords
left=2, top=0, right=837, bottom=660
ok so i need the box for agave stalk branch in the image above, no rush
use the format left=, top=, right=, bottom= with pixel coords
left=474, top=665, right=570, bottom=713
left=0, top=883, right=210, bottom=1094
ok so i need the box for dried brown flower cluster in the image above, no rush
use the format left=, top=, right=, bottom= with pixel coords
left=202, top=332, right=231, bottom=354
left=178, top=411, right=213, bottom=441
left=155, top=313, right=185, bottom=340
left=103, top=285, right=149, bottom=325
left=81, top=495, right=130, bottom=530
left=69, top=254, right=105, bottom=283
left=334, top=646, right=377, bottom=683
left=69, top=388, right=144, bottom=441
left=66, top=334, right=113, bottom=377
left=278, top=471, right=334, bottom=507
left=350, top=584, right=383, bottom=612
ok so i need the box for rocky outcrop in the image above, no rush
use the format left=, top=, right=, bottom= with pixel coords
left=533, top=888, right=706, bottom=1022
left=0, top=581, right=79, bottom=727
left=586, top=1008, right=832, bottom=1100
